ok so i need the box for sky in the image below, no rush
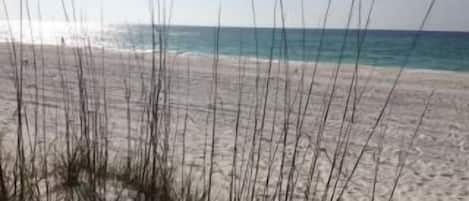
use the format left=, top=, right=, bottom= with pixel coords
left=1, top=0, right=469, bottom=32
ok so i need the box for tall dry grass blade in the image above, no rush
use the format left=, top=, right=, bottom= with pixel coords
left=335, top=1, right=436, bottom=200
left=207, top=4, right=222, bottom=201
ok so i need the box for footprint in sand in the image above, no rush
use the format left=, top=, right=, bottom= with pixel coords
left=440, top=172, right=454, bottom=178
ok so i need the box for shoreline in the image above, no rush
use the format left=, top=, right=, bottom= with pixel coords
left=2, top=41, right=468, bottom=75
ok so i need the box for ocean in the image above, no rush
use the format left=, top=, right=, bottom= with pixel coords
left=1, top=22, right=469, bottom=71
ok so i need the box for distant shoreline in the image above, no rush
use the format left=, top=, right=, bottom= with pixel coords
left=2, top=41, right=468, bottom=77
left=1, top=23, right=468, bottom=72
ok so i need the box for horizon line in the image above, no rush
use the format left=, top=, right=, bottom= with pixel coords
left=1, top=19, right=469, bottom=33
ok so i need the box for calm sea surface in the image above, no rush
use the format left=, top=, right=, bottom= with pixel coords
left=2, top=22, right=469, bottom=71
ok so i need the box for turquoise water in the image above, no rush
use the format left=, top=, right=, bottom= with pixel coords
left=2, top=22, right=469, bottom=71
left=109, top=25, right=469, bottom=71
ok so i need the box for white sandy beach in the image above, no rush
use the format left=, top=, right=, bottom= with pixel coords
left=0, top=43, right=468, bottom=201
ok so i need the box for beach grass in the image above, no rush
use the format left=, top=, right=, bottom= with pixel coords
left=0, top=0, right=450, bottom=201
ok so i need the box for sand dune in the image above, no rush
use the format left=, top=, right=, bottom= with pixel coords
left=0, top=43, right=468, bottom=201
